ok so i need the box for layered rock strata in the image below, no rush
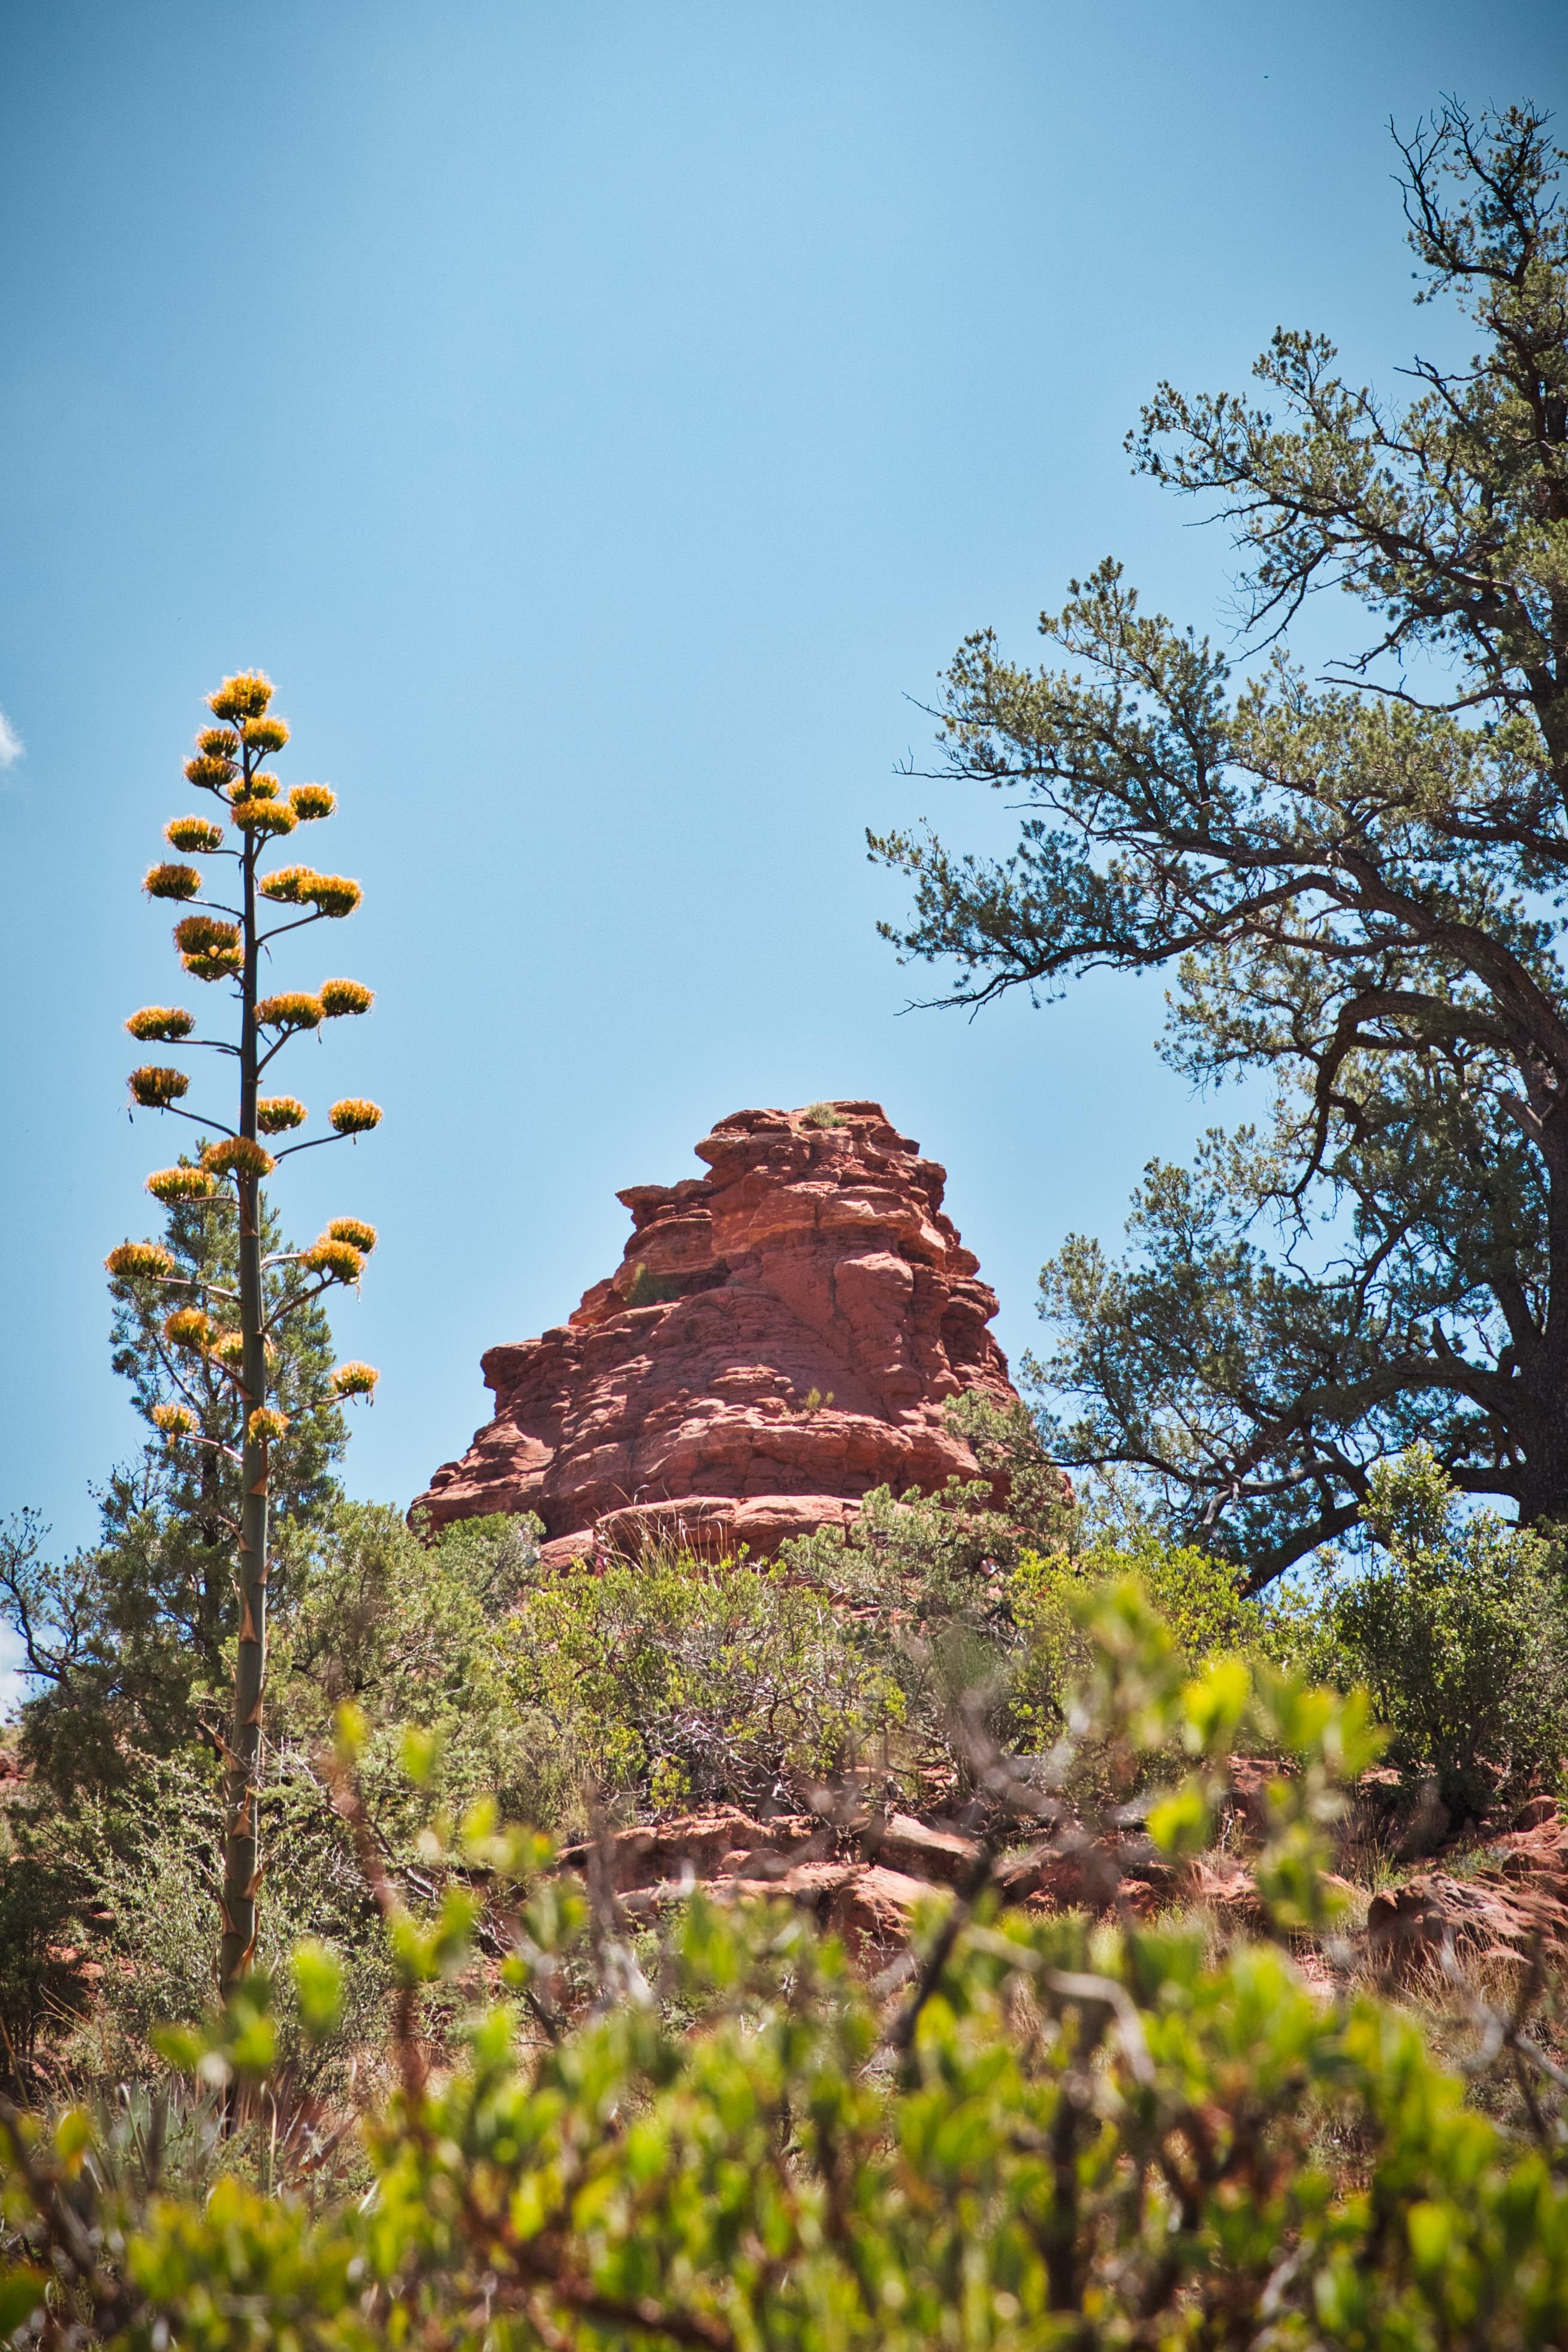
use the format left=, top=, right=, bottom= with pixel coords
left=413, top=1100, right=1022, bottom=1563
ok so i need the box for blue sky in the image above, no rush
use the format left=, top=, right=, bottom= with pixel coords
left=1, top=0, right=1563, bottom=1613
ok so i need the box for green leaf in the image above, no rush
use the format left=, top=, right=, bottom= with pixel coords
left=150, top=2022, right=206, bottom=2073
left=333, top=1700, right=369, bottom=1763
left=1147, top=1778, right=1212, bottom=1856
left=292, top=1938, right=345, bottom=2038
left=1407, top=2199, right=1452, bottom=2272
left=0, top=2269, right=46, bottom=2336
left=1181, top=1655, right=1250, bottom=1754
left=399, top=1723, right=441, bottom=1787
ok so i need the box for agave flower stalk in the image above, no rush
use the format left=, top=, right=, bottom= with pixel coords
left=110, top=671, right=382, bottom=2008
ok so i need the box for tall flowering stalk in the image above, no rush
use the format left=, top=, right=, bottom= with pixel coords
left=108, top=671, right=381, bottom=2001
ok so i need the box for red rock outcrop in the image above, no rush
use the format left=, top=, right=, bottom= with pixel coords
left=1367, top=1801, right=1568, bottom=1978
left=414, top=1101, right=1024, bottom=1563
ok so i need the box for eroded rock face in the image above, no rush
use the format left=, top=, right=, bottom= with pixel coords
left=1367, top=1802, right=1568, bottom=1977
left=413, top=1101, right=1022, bottom=1563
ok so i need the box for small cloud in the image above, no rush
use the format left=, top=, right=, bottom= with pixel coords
left=0, top=708, right=22, bottom=770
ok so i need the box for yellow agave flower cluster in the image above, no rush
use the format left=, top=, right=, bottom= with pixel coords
left=329, top=1099, right=381, bottom=1136
left=105, top=1242, right=176, bottom=1282
left=258, top=865, right=362, bottom=915
left=146, top=1166, right=216, bottom=1204
left=256, top=1097, right=307, bottom=1134
left=128, top=1066, right=189, bottom=1108
left=126, top=1007, right=194, bottom=1043
left=301, top=1237, right=363, bottom=1284
left=203, top=1136, right=275, bottom=1182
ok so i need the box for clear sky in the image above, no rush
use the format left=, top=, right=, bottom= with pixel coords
left=1, top=1, right=1563, bottom=1627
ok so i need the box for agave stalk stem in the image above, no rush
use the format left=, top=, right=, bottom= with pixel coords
left=218, top=732, right=269, bottom=2006
left=120, top=672, right=380, bottom=2039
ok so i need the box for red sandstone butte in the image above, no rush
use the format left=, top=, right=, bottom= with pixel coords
left=412, top=1101, right=1023, bottom=1563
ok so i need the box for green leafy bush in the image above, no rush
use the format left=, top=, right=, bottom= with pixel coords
left=270, top=1504, right=550, bottom=1831
left=21, top=1585, right=1568, bottom=2351
left=0, top=1850, right=86, bottom=2086
left=51, top=1757, right=392, bottom=2100
left=1008, top=1530, right=1265, bottom=1752
left=0, top=1509, right=545, bottom=2094
left=486, top=1545, right=910, bottom=1820
left=1323, top=1448, right=1568, bottom=1812
left=779, top=1392, right=1072, bottom=1615
left=474, top=1401, right=1070, bottom=1825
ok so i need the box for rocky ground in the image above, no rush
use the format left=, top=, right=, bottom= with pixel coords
left=556, top=1777, right=1568, bottom=1993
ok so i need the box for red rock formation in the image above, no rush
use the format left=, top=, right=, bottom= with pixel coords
left=413, top=1101, right=1023, bottom=1562
left=1367, top=1802, right=1568, bottom=1977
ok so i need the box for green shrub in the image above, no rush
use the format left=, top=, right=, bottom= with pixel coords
left=486, top=1546, right=910, bottom=1821
left=477, top=1399, right=1072, bottom=1825
left=0, top=1849, right=86, bottom=2087
left=1324, top=1447, right=1568, bottom=1812
left=22, top=1587, right=1568, bottom=2351
left=1008, top=1531, right=1265, bottom=1752
left=270, top=1503, right=552, bottom=1834
left=14, top=1509, right=545, bottom=2093
left=56, top=1759, right=392, bottom=2107
left=779, top=1392, right=1072, bottom=1618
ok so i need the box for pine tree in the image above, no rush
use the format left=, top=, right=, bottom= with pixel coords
left=0, top=1188, right=348, bottom=1803
left=872, top=102, right=1568, bottom=1578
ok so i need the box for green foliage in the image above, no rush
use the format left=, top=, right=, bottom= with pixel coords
left=0, top=1181, right=346, bottom=1803
left=486, top=1543, right=910, bottom=1823
left=270, top=1506, right=548, bottom=1833
left=622, top=1260, right=690, bottom=1308
left=1087, top=1525, right=1267, bottom=1658
left=869, top=102, right=1568, bottom=1576
left=45, top=1588, right=1568, bottom=2352
left=1326, top=1448, right=1568, bottom=1812
left=47, top=1755, right=391, bottom=2098
left=0, top=1504, right=553, bottom=2092
left=0, top=1849, right=87, bottom=2085
left=779, top=1392, right=1072, bottom=1617
left=1008, top=1533, right=1268, bottom=1772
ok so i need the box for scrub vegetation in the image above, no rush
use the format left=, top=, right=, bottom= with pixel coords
left=4, top=93, right=1568, bottom=2352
